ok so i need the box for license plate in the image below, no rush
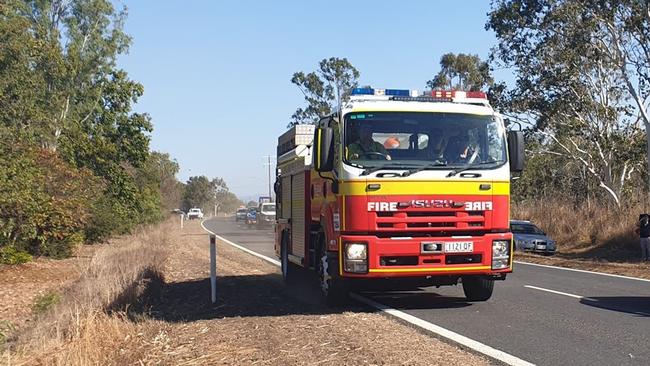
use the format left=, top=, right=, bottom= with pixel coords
left=444, top=241, right=473, bottom=253
left=536, top=244, right=546, bottom=249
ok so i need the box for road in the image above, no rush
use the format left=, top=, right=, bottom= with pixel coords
left=203, top=217, right=650, bottom=366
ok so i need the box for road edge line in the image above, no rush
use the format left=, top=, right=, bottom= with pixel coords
left=200, top=219, right=281, bottom=267
left=349, top=293, right=535, bottom=366
left=200, top=218, right=535, bottom=366
left=515, top=260, right=650, bottom=283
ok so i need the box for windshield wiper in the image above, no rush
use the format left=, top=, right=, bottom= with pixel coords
left=401, top=160, right=448, bottom=177
left=446, top=160, right=501, bottom=178
left=360, top=163, right=418, bottom=176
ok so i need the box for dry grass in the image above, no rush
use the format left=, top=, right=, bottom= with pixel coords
left=3, top=219, right=172, bottom=366
left=513, top=199, right=640, bottom=258
left=3, top=219, right=488, bottom=365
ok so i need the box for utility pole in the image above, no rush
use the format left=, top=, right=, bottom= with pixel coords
left=263, top=155, right=276, bottom=202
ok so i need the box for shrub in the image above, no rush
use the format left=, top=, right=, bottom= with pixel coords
left=0, top=141, right=100, bottom=258
left=0, top=246, right=32, bottom=264
left=33, top=291, right=61, bottom=314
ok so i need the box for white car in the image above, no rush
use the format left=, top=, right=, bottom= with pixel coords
left=187, top=208, right=204, bottom=220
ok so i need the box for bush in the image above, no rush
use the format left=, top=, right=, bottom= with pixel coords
left=32, top=291, right=61, bottom=314
left=0, top=246, right=32, bottom=264
left=0, top=141, right=100, bottom=258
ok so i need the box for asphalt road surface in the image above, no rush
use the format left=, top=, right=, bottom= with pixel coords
left=203, top=217, right=650, bottom=366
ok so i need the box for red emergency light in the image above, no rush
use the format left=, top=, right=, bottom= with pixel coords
left=430, top=90, right=488, bottom=99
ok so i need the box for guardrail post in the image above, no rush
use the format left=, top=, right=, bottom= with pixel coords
left=210, top=234, right=217, bottom=303
left=180, top=213, right=184, bottom=229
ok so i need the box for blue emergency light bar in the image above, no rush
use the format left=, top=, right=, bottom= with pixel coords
left=351, top=88, right=413, bottom=96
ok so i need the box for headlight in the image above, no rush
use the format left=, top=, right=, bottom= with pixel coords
left=492, top=240, right=511, bottom=270
left=344, top=243, right=368, bottom=273
left=493, top=240, right=509, bottom=256
left=345, top=243, right=367, bottom=260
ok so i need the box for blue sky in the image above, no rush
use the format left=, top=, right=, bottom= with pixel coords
left=116, top=1, right=508, bottom=199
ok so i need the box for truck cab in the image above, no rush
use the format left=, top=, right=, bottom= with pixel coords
left=276, top=89, right=524, bottom=305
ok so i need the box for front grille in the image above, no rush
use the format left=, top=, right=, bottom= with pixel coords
left=445, top=254, right=482, bottom=265
left=380, top=256, right=419, bottom=266
left=373, top=210, right=487, bottom=232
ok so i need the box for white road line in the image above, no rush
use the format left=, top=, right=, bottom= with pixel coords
left=524, top=285, right=599, bottom=302
left=200, top=218, right=536, bottom=366
left=525, top=285, right=650, bottom=316
left=515, top=261, right=650, bottom=283
left=350, top=294, right=536, bottom=366
left=200, top=220, right=281, bottom=266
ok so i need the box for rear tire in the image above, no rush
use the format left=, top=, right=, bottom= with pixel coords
left=462, top=276, right=494, bottom=302
left=317, top=232, right=348, bottom=306
left=280, top=232, right=295, bottom=282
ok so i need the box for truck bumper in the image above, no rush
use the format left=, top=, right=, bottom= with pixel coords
left=338, top=232, right=513, bottom=278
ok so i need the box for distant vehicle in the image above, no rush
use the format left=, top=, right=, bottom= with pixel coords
left=187, top=208, right=204, bottom=220
left=259, top=196, right=272, bottom=204
left=245, top=207, right=257, bottom=226
left=257, top=203, right=276, bottom=228
left=235, top=208, right=248, bottom=222
left=510, top=220, right=556, bottom=255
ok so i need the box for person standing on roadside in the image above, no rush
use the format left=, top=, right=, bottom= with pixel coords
left=634, top=213, right=650, bottom=262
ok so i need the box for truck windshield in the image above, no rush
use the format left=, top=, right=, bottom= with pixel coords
left=344, top=112, right=506, bottom=169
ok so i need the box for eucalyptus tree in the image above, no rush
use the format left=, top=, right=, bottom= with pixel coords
left=488, top=0, right=650, bottom=205
left=290, top=57, right=360, bottom=126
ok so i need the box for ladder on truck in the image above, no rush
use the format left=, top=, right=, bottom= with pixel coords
left=276, top=124, right=314, bottom=268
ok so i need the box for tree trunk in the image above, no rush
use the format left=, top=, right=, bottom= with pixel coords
left=646, top=122, right=650, bottom=194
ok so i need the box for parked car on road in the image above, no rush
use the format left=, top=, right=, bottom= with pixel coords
left=257, top=202, right=276, bottom=228
left=187, top=208, right=204, bottom=220
left=510, top=220, right=556, bottom=255
left=235, top=208, right=248, bottom=222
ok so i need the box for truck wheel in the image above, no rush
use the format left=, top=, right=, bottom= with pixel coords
left=462, top=276, right=494, bottom=301
left=280, top=232, right=295, bottom=282
left=318, top=234, right=348, bottom=306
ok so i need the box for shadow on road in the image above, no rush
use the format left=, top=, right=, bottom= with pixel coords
left=147, top=270, right=476, bottom=323
left=149, top=273, right=360, bottom=322
left=580, top=296, right=650, bottom=317
left=359, top=290, right=472, bottom=310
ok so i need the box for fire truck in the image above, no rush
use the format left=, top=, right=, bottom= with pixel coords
left=275, top=88, right=524, bottom=305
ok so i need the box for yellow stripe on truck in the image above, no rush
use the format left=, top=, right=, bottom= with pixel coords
left=339, top=181, right=509, bottom=196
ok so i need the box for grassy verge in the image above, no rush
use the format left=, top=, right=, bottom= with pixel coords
left=513, top=200, right=641, bottom=261
left=513, top=199, right=650, bottom=278
left=3, top=219, right=172, bottom=365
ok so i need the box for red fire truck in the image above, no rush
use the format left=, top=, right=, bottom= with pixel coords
left=275, top=88, right=524, bottom=305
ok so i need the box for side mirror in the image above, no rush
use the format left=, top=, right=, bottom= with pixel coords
left=507, top=130, right=524, bottom=172
left=315, top=127, right=334, bottom=172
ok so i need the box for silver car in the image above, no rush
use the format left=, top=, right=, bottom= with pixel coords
left=510, top=220, right=557, bottom=255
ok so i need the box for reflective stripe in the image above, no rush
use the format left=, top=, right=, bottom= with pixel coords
left=369, top=266, right=492, bottom=273
left=339, top=181, right=509, bottom=196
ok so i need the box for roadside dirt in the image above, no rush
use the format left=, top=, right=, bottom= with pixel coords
left=0, top=245, right=94, bottom=332
left=136, top=221, right=490, bottom=365
left=515, top=252, right=650, bottom=280
left=3, top=220, right=490, bottom=365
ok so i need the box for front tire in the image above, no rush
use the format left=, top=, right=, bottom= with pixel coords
left=317, top=233, right=348, bottom=306
left=462, top=276, right=494, bottom=302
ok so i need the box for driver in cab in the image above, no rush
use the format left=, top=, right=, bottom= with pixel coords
left=347, top=125, right=392, bottom=160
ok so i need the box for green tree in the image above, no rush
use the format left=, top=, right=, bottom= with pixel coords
left=426, top=53, right=493, bottom=92
left=183, top=176, right=214, bottom=212
left=487, top=0, right=649, bottom=206
left=0, top=139, right=100, bottom=258
left=148, top=152, right=183, bottom=211
left=290, top=57, right=360, bottom=126
left=212, top=178, right=243, bottom=214
left=0, top=0, right=178, bottom=248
